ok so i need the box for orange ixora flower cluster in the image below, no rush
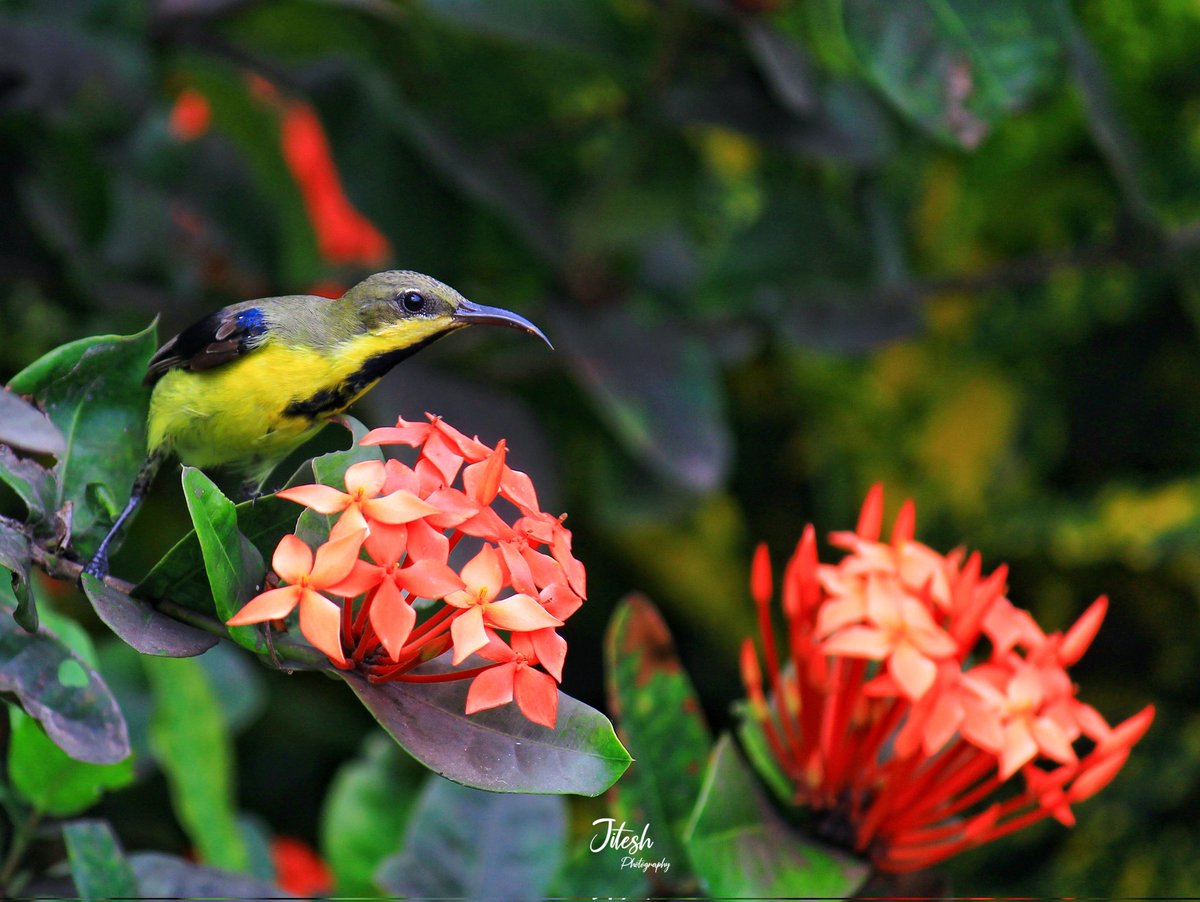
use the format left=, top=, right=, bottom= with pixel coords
left=741, top=485, right=1154, bottom=874
left=227, top=415, right=586, bottom=729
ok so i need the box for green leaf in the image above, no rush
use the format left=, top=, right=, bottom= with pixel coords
left=63, top=819, right=139, bottom=901
left=0, top=519, right=36, bottom=631
left=842, top=0, right=1062, bottom=148
left=144, top=655, right=249, bottom=873
left=320, top=732, right=425, bottom=897
left=0, top=588, right=130, bottom=764
left=130, top=851, right=292, bottom=899
left=376, top=776, right=565, bottom=900
left=181, top=467, right=267, bottom=652
left=8, top=710, right=135, bottom=815
left=342, top=666, right=630, bottom=796
left=0, top=444, right=56, bottom=525
left=605, top=594, right=713, bottom=883
left=82, top=573, right=219, bottom=658
left=6, top=324, right=157, bottom=558
left=684, top=735, right=869, bottom=898
left=0, top=386, right=66, bottom=457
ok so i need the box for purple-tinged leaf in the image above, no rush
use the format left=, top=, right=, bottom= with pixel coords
left=342, top=662, right=629, bottom=796
left=0, top=386, right=65, bottom=456
left=130, top=852, right=294, bottom=899
left=0, top=591, right=130, bottom=764
left=82, top=573, right=218, bottom=658
left=0, top=444, right=55, bottom=525
left=0, top=519, right=36, bottom=631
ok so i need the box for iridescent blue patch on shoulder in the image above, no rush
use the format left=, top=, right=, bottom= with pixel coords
left=237, top=307, right=267, bottom=338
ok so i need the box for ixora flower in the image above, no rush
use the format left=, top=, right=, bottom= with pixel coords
left=740, top=484, right=1154, bottom=874
left=226, top=414, right=585, bottom=729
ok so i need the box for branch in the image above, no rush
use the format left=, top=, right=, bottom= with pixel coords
left=9, top=516, right=327, bottom=670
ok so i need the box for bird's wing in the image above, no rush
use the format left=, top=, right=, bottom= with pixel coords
left=144, top=305, right=270, bottom=385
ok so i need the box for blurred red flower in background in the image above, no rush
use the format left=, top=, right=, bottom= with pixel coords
left=169, top=81, right=390, bottom=268
left=741, top=484, right=1154, bottom=873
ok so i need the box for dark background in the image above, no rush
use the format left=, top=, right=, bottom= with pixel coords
left=2, top=0, right=1196, bottom=894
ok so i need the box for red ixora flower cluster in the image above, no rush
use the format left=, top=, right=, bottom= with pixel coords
left=741, top=485, right=1154, bottom=874
left=227, top=415, right=586, bottom=729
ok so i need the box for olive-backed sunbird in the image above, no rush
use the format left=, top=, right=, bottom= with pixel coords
left=84, top=270, right=550, bottom=575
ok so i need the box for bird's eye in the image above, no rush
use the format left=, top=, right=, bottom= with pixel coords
left=401, top=290, right=426, bottom=313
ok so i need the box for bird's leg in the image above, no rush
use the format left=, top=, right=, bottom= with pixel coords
left=84, top=450, right=166, bottom=578
left=237, top=478, right=263, bottom=504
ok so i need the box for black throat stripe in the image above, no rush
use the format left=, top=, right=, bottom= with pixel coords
left=282, top=335, right=443, bottom=420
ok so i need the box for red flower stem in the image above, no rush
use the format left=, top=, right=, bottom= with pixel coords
left=877, top=746, right=995, bottom=843
left=353, top=584, right=376, bottom=634
left=757, top=598, right=804, bottom=762
left=340, top=596, right=354, bottom=649
left=856, top=747, right=934, bottom=848
left=353, top=621, right=379, bottom=662
left=390, top=663, right=498, bottom=682
left=914, top=764, right=1003, bottom=824
left=885, top=741, right=980, bottom=822
left=823, top=658, right=867, bottom=795
left=402, top=603, right=457, bottom=646
left=855, top=698, right=906, bottom=777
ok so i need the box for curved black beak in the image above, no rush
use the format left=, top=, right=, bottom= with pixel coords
left=453, top=299, right=553, bottom=349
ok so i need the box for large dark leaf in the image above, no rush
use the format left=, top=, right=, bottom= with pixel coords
left=605, top=594, right=712, bottom=883
left=6, top=325, right=156, bottom=558
left=82, top=574, right=218, bottom=658
left=842, top=0, right=1062, bottom=148
left=0, top=592, right=129, bottom=764
left=181, top=467, right=266, bottom=652
left=343, top=665, right=630, bottom=796
left=320, top=733, right=426, bottom=897
left=130, top=852, right=293, bottom=899
left=376, top=776, right=565, bottom=901
left=63, top=819, right=139, bottom=901
left=0, top=386, right=66, bottom=456
left=553, top=307, right=731, bottom=493
left=684, top=736, right=868, bottom=898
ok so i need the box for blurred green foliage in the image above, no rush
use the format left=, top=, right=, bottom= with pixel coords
left=3, top=0, right=1199, bottom=895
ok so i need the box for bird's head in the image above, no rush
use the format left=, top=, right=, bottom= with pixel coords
left=339, top=270, right=551, bottom=349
